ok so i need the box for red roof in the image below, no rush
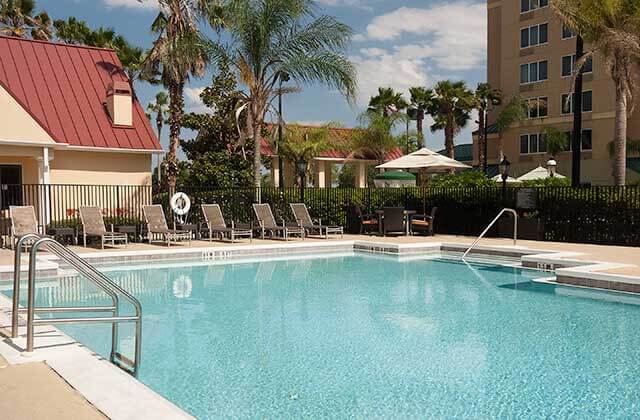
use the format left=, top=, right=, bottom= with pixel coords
left=260, top=125, right=403, bottom=161
left=0, top=36, right=160, bottom=151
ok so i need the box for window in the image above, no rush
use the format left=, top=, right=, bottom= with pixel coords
left=520, top=133, right=548, bottom=154
left=520, top=60, right=548, bottom=84
left=527, top=97, right=548, bottom=118
left=562, top=54, right=593, bottom=77
left=561, top=91, right=593, bottom=114
left=562, top=25, right=575, bottom=39
left=520, top=23, right=548, bottom=48
left=562, top=129, right=593, bottom=151
left=521, top=0, right=549, bottom=13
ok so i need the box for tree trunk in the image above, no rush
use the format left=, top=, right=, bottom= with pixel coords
left=613, top=86, right=627, bottom=186
left=156, top=115, right=163, bottom=187
left=167, top=82, right=184, bottom=194
left=417, top=108, right=424, bottom=148
left=478, top=107, right=485, bottom=170
left=445, top=113, right=455, bottom=159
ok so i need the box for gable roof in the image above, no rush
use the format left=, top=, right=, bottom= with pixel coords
left=0, top=36, right=160, bottom=151
left=260, top=124, right=403, bottom=162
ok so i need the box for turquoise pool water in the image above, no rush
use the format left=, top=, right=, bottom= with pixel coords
left=20, top=254, right=640, bottom=418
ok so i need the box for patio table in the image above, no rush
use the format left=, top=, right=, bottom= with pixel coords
left=375, top=210, right=416, bottom=235
left=48, top=227, right=77, bottom=245
left=115, top=225, right=138, bottom=243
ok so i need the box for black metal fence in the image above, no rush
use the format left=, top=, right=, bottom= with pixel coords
left=1, top=183, right=640, bottom=246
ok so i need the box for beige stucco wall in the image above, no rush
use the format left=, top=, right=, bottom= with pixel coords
left=0, top=84, right=56, bottom=144
left=49, top=150, right=152, bottom=186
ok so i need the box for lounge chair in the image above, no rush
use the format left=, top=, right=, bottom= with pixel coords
left=410, top=207, right=438, bottom=236
left=9, top=205, right=42, bottom=249
left=142, top=205, right=192, bottom=247
left=252, top=204, right=304, bottom=240
left=79, top=206, right=128, bottom=249
left=201, top=204, right=252, bottom=243
left=382, top=207, right=406, bottom=236
left=290, top=203, right=343, bottom=239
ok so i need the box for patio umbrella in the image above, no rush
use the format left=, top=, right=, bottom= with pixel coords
left=376, top=147, right=471, bottom=171
left=491, top=174, right=521, bottom=184
left=374, top=171, right=416, bottom=188
left=517, top=165, right=566, bottom=181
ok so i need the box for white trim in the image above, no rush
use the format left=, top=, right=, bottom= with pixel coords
left=519, top=0, right=549, bottom=14
left=65, top=145, right=164, bottom=154
left=519, top=60, right=549, bottom=85
left=0, top=138, right=60, bottom=147
left=560, top=91, right=593, bottom=115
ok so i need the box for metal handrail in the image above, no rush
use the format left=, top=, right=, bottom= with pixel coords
left=12, top=236, right=142, bottom=376
left=461, top=208, right=518, bottom=261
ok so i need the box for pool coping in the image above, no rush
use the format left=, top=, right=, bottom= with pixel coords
left=1, top=239, right=639, bottom=419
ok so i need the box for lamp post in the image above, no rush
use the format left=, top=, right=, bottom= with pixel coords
left=277, top=71, right=290, bottom=189
left=547, top=157, right=557, bottom=178
left=499, top=156, right=511, bottom=205
left=296, top=157, right=308, bottom=202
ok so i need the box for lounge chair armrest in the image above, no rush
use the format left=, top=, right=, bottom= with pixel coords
left=110, top=223, right=115, bottom=233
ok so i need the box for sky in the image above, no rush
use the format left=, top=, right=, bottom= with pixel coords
left=38, top=0, right=487, bottom=153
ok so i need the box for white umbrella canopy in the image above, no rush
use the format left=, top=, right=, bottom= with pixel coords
left=517, top=165, right=566, bottom=181
left=491, top=174, right=521, bottom=184
left=376, top=147, right=471, bottom=171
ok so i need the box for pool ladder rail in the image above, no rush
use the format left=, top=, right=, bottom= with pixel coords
left=461, top=208, right=518, bottom=261
left=11, top=234, right=142, bottom=377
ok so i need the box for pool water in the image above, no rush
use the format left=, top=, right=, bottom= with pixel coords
left=20, top=254, right=640, bottom=418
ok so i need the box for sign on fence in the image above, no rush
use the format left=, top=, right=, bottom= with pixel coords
left=516, top=188, right=537, bottom=210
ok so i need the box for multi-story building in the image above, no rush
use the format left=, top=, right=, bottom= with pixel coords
left=474, top=0, right=640, bottom=184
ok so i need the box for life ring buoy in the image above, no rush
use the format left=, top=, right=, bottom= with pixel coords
left=170, top=192, right=191, bottom=216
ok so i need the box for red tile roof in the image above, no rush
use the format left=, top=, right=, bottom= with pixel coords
left=0, top=36, right=160, bottom=151
left=260, top=125, right=403, bottom=161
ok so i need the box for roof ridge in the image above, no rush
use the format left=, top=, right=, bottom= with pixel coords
left=0, top=35, right=117, bottom=53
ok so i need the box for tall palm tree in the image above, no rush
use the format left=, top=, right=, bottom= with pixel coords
left=368, top=87, right=408, bottom=116
left=210, top=0, right=357, bottom=189
left=349, top=111, right=404, bottom=164
left=427, top=80, right=474, bottom=159
left=495, top=96, right=528, bottom=161
left=408, top=87, right=433, bottom=148
left=552, top=0, right=640, bottom=185
left=144, top=0, right=212, bottom=191
left=0, top=0, right=51, bottom=40
left=473, top=83, right=502, bottom=172
left=148, top=91, right=169, bottom=185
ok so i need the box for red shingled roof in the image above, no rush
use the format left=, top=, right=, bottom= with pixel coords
left=0, top=36, right=160, bottom=151
left=260, top=125, right=403, bottom=161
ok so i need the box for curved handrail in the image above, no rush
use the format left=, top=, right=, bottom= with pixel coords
left=22, top=237, right=142, bottom=376
left=12, top=233, right=41, bottom=337
left=461, top=208, right=518, bottom=261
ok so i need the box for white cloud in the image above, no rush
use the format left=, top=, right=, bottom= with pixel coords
left=315, top=0, right=372, bottom=10
left=184, top=86, right=211, bottom=113
left=101, top=0, right=158, bottom=10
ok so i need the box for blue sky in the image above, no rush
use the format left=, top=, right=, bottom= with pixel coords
left=39, top=0, right=487, bottom=152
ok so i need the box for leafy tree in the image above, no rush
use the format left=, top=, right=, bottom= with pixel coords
left=541, top=127, right=569, bottom=157
left=368, top=87, right=408, bottom=116
left=473, top=83, right=502, bottom=170
left=408, top=86, right=433, bottom=148
left=210, top=0, right=357, bottom=188
left=337, top=164, right=376, bottom=187
left=147, top=91, right=169, bottom=141
left=427, top=80, right=474, bottom=159
left=495, top=96, right=528, bottom=160
left=145, top=0, right=212, bottom=191
left=0, top=0, right=51, bottom=40
left=552, top=0, right=640, bottom=185
left=181, top=59, right=253, bottom=189
left=349, top=111, right=403, bottom=164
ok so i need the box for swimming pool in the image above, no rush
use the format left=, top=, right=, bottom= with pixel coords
left=20, top=253, right=640, bottom=418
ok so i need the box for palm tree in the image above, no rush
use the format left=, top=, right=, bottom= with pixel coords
left=148, top=91, right=169, bottom=186
left=551, top=0, right=640, bottom=185
left=495, top=96, right=528, bottom=160
left=210, top=0, right=357, bottom=189
left=145, top=0, right=211, bottom=191
left=473, top=83, right=502, bottom=172
left=349, top=112, right=403, bottom=164
left=408, top=87, right=433, bottom=148
left=541, top=127, right=569, bottom=158
left=427, top=80, right=474, bottom=159
left=277, top=124, right=335, bottom=186
left=368, top=87, right=408, bottom=116
left=0, top=0, right=51, bottom=40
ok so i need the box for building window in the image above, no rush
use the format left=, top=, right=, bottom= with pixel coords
left=521, top=23, right=548, bottom=48
left=527, top=97, right=548, bottom=118
left=561, top=91, right=593, bottom=114
left=562, top=54, right=593, bottom=77
left=562, top=129, right=593, bottom=151
left=520, top=60, right=548, bottom=84
left=521, top=0, right=549, bottom=13
left=520, top=133, right=548, bottom=154
left=562, top=25, right=575, bottom=39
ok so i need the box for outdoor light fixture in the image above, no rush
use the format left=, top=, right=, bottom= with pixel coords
left=499, top=156, right=511, bottom=182
left=296, top=157, right=308, bottom=178
left=547, top=157, right=557, bottom=178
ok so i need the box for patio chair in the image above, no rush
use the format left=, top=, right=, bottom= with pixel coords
left=201, top=204, right=252, bottom=243
left=290, top=203, right=343, bottom=239
left=410, top=207, right=438, bottom=236
left=252, top=204, right=304, bottom=240
left=79, top=206, right=128, bottom=249
left=9, top=205, right=43, bottom=249
left=382, top=207, right=406, bottom=236
left=142, top=205, right=192, bottom=247
left=355, top=205, right=379, bottom=235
